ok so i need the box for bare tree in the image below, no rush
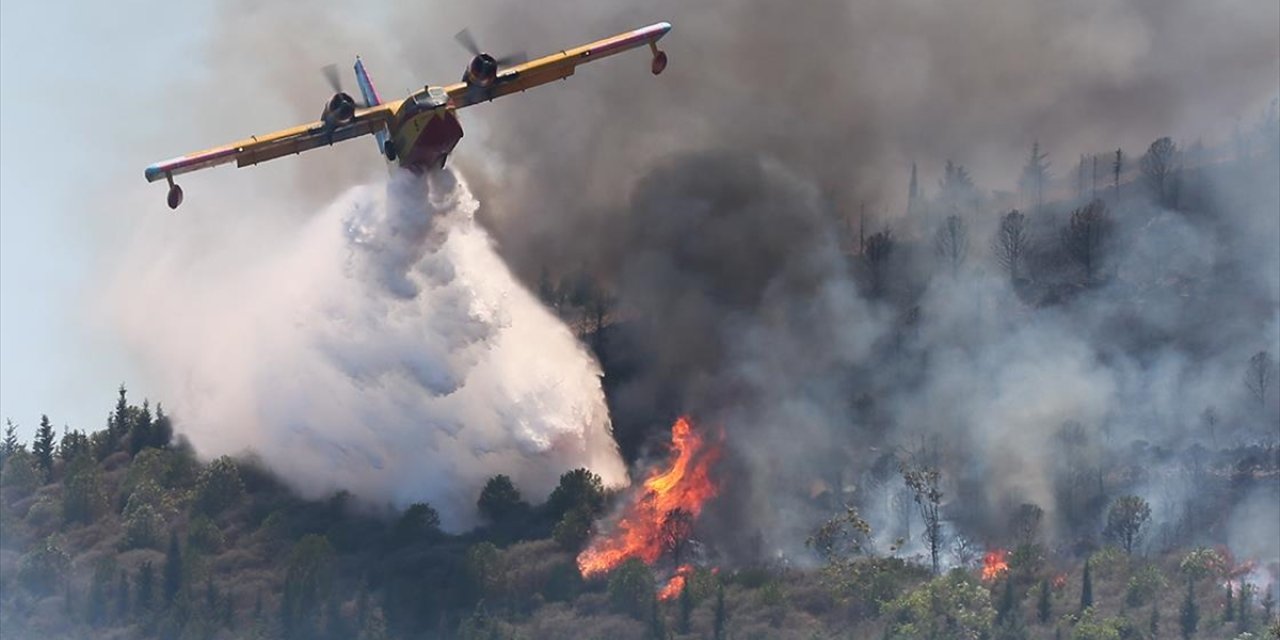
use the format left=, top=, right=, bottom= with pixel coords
left=1060, top=200, right=1113, bottom=284
left=1077, top=154, right=1087, bottom=201
left=1245, top=350, right=1274, bottom=406
left=1112, top=148, right=1123, bottom=205
left=1092, top=154, right=1099, bottom=200
left=934, top=214, right=969, bottom=276
left=901, top=457, right=945, bottom=575
left=993, top=209, right=1030, bottom=282
left=1010, top=503, right=1045, bottom=548
left=1020, top=141, right=1051, bottom=214
left=1140, top=137, right=1180, bottom=207
left=1201, top=406, right=1220, bottom=449
left=864, top=230, right=895, bottom=297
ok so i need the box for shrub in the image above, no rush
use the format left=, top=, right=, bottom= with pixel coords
left=1124, top=564, right=1167, bottom=607
left=17, top=535, right=70, bottom=596
left=25, top=495, right=61, bottom=530
left=607, top=557, right=655, bottom=620
left=121, top=503, right=164, bottom=550
left=187, top=514, right=225, bottom=554
left=1, top=449, right=41, bottom=500
left=883, top=569, right=994, bottom=640
left=62, top=454, right=107, bottom=525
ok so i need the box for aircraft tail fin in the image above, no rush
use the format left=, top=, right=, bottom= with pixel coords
left=355, top=57, right=393, bottom=159
left=354, top=56, right=382, bottom=107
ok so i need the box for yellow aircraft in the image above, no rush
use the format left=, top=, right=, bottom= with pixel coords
left=145, top=22, right=672, bottom=209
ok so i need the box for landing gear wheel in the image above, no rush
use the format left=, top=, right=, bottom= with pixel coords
left=651, top=50, right=668, bottom=75
left=384, top=139, right=397, bottom=161
left=167, top=183, right=184, bottom=210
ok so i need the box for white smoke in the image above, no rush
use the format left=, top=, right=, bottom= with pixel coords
left=109, top=168, right=627, bottom=529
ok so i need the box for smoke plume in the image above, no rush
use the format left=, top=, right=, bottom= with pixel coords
left=107, top=0, right=1277, bottom=561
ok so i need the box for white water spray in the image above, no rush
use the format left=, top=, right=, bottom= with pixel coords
left=111, top=169, right=627, bottom=528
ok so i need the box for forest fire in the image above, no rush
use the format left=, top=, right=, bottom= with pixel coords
left=982, top=549, right=1010, bottom=581
left=658, top=565, right=695, bottom=601
left=577, top=417, right=721, bottom=581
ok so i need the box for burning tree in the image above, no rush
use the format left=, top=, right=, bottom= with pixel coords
left=577, top=417, right=720, bottom=600
left=659, top=507, right=694, bottom=567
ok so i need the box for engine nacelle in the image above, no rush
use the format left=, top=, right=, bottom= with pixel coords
left=321, top=92, right=357, bottom=126
left=463, top=53, right=499, bottom=88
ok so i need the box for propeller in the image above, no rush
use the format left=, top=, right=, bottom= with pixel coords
left=321, top=64, right=368, bottom=107
left=454, top=28, right=527, bottom=67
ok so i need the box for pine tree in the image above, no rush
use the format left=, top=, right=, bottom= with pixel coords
left=128, top=400, right=154, bottom=456
left=1180, top=578, right=1199, bottom=639
left=1080, top=559, right=1093, bottom=611
left=152, top=403, right=173, bottom=449
left=1150, top=603, right=1160, bottom=637
left=33, top=414, right=56, bottom=482
left=110, top=384, right=130, bottom=447
left=1038, top=578, right=1052, bottom=623
left=163, top=530, right=183, bottom=606
left=1226, top=583, right=1235, bottom=622
left=1, top=419, right=19, bottom=468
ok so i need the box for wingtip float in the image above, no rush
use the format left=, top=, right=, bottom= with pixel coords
left=144, top=22, right=672, bottom=210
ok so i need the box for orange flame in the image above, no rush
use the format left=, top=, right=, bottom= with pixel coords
left=1052, top=573, right=1067, bottom=589
left=982, top=549, right=1010, bottom=581
left=577, top=416, right=721, bottom=578
left=658, top=564, right=695, bottom=601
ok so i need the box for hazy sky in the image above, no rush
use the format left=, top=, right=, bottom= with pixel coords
left=0, top=0, right=213, bottom=437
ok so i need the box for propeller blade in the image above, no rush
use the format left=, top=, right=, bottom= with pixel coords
left=494, top=51, right=527, bottom=67
left=322, top=64, right=343, bottom=94
left=454, top=27, right=481, bottom=57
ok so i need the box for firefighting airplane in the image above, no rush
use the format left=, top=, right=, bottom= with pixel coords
left=144, top=22, right=672, bottom=209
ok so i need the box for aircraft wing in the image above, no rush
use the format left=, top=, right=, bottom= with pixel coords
left=444, top=22, right=672, bottom=109
left=143, top=101, right=401, bottom=183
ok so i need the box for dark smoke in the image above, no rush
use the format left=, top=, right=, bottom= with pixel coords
left=112, top=0, right=1278, bottom=562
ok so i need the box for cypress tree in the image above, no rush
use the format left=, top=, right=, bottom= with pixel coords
left=678, top=580, right=693, bottom=634
left=33, top=414, right=56, bottom=482
left=163, top=530, right=183, bottom=606
left=1180, top=578, right=1199, bottom=639
left=1080, top=559, right=1093, bottom=612
left=1038, top=578, right=1052, bottom=624
left=1150, top=602, right=1160, bottom=637
left=1239, top=582, right=1252, bottom=631
left=1226, top=583, right=1235, bottom=621
left=713, top=583, right=727, bottom=640
left=136, top=561, right=154, bottom=613
left=996, top=578, right=1016, bottom=626
left=116, top=570, right=130, bottom=621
